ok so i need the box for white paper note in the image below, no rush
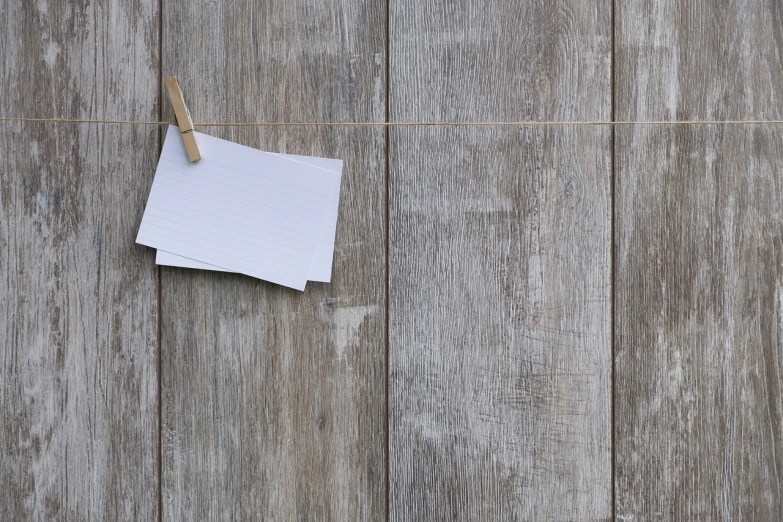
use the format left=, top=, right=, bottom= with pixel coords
left=155, top=150, right=342, bottom=282
left=136, top=126, right=341, bottom=290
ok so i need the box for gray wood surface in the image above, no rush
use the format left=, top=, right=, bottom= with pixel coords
left=160, top=1, right=387, bottom=520
left=615, top=0, right=783, bottom=519
left=389, top=2, right=613, bottom=520
left=0, top=1, right=160, bottom=520
left=5, top=1, right=783, bottom=520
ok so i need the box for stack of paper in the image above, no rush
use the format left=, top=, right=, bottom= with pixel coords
left=136, top=125, right=343, bottom=291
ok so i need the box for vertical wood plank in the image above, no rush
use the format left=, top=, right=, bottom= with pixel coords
left=0, top=0, right=160, bottom=520
left=616, top=1, right=783, bottom=518
left=389, top=2, right=613, bottom=520
left=160, top=2, right=386, bottom=520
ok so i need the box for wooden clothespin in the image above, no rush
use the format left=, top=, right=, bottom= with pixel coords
left=165, top=76, right=201, bottom=162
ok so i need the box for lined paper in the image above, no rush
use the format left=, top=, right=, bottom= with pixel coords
left=156, top=151, right=342, bottom=282
left=136, top=126, right=341, bottom=290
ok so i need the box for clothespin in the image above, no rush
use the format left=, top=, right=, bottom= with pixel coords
left=165, top=76, right=201, bottom=162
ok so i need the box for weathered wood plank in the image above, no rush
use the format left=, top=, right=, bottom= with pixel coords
left=0, top=1, right=160, bottom=520
left=616, top=1, right=783, bottom=518
left=160, top=1, right=386, bottom=520
left=616, top=126, right=783, bottom=520
left=389, top=1, right=612, bottom=520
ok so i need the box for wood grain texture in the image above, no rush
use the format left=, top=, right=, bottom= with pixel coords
left=617, top=0, right=783, bottom=122
left=391, top=1, right=611, bottom=123
left=616, top=1, right=783, bottom=518
left=160, top=1, right=386, bottom=520
left=616, top=126, right=783, bottom=520
left=389, top=1, right=612, bottom=520
left=0, top=0, right=160, bottom=520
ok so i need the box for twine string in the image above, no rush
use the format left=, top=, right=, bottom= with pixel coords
left=3, top=116, right=783, bottom=127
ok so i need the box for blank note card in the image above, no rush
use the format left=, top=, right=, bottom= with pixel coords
left=156, top=150, right=343, bottom=282
left=136, top=125, right=342, bottom=291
